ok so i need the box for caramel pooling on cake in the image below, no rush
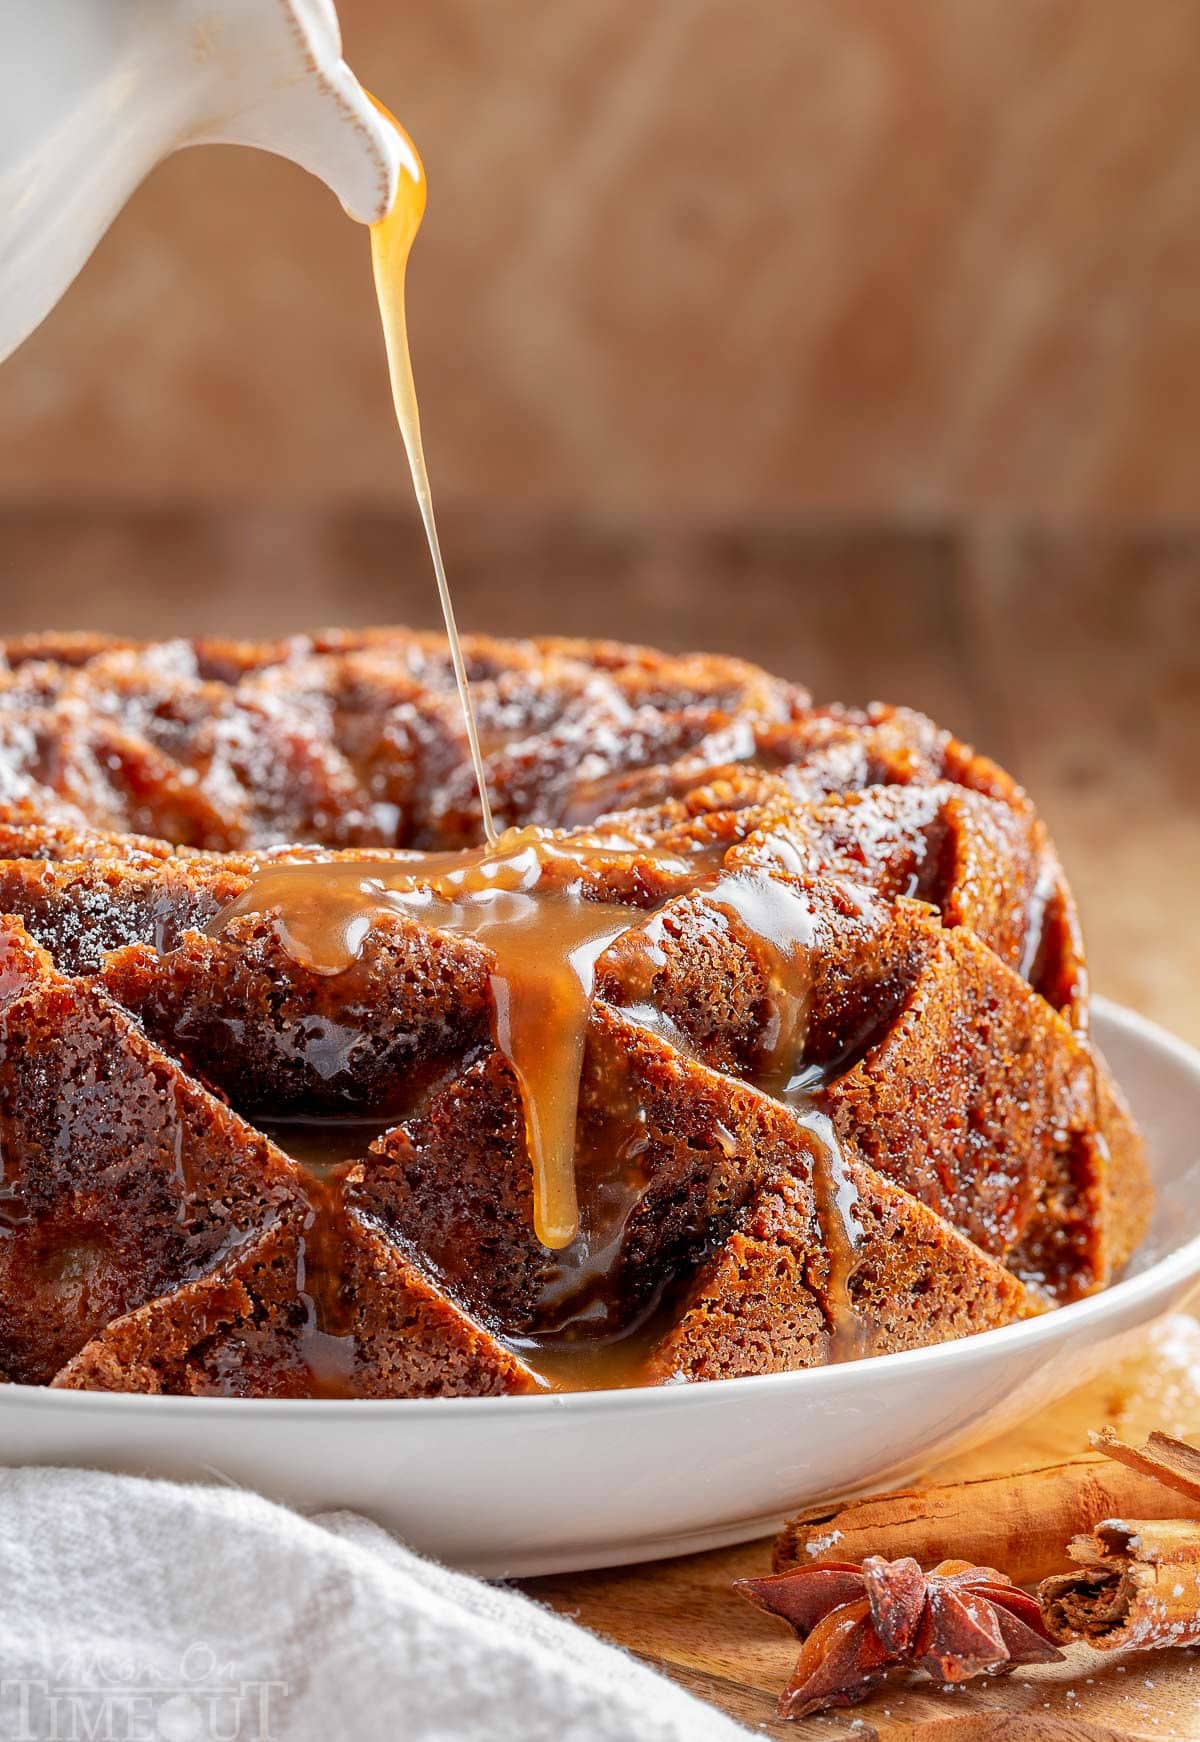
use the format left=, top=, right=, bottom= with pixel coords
left=216, top=831, right=864, bottom=1297
left=218, top=831, right=646, bottom=1250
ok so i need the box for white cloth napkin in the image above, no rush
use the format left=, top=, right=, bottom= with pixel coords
left=0, top=1467, right=751, bottom=1742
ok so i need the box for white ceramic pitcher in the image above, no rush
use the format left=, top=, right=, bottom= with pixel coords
left=0, top=0, right=406, bottom=363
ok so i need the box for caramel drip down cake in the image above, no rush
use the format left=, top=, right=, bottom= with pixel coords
left=0, top=629, right=1150, bottom=1396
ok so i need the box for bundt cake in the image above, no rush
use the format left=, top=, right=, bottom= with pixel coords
left=0, top=627, right=1150, bottom=1397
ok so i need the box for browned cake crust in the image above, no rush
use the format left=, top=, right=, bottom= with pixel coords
left=0, top=628, right=1151, bottom=1397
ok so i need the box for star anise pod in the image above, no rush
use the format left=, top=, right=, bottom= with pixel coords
left=736, top=1555, right=1063, bottom=1720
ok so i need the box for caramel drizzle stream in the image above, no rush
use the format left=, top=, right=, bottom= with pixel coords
left=796, top=1108, right=866, bottom=1362
left=367, top=97, right=497, bottom=845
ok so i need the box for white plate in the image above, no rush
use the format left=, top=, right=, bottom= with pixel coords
left=2, top=998, right=1198, bottom=1577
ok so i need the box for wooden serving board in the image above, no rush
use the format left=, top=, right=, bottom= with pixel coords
left=529, top=1308, right=1200, bottom=1740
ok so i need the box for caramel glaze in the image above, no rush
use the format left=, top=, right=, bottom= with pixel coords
left=296, top=1179, right=359, bottom=1399
left=213, top=829, right=871, bottom=1391
left=219, top=828, right=701, bottom=1250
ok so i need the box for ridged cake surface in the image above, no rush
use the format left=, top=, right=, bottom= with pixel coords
left=0, top=629, right=1150, bottom=1395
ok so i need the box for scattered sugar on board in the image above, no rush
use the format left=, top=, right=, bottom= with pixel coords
left=1133, top=1315, right=1200, bottom=1434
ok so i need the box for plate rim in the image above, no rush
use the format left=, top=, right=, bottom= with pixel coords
left=5, top=995, right=1197, bottom=1420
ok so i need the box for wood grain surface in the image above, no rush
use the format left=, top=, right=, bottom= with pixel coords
left=2, top=512, right=1198, bottom=1736
left=530, top=1320, right=1200, bottom=1739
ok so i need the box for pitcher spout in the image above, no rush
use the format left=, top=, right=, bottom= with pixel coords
left=0, top=0, right=406, bottom=367
left=186, top=0, right=405, bottom=224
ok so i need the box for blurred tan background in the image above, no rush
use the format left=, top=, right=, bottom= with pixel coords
left=7, top=0, right=1200, bottom=516
left=1, top=0, right=1199, bottom=1033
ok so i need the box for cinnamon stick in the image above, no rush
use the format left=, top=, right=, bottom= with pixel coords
left=1039, top=1518, right=1200, bottom=1650
left=1090, top=1427, right=1200, bottom=1503
left=774, top=1455, right=1200, bottom=1589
